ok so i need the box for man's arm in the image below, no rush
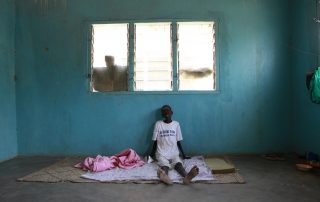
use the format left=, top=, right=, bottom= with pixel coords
left=150, top=140, right=157, bottom=159
left=177, top=141, right=191, bottom=159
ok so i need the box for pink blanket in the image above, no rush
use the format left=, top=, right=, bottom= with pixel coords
left=74, top=149, right=145, bottom=172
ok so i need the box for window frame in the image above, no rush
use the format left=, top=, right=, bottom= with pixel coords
left=84, top=19, right=220, bottom=94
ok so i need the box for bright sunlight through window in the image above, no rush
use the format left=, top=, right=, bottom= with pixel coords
left=91, top=24, right=128, bottom=68
left=177, top=22, right=215, bottom=90
left=134, top=23, right=172, bottom=91
left=91, top=24, right=128, bottom=92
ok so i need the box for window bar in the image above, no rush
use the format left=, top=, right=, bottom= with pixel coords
left=171, top=22, right=178, bottom=91
left=90, top=25, right=94, bottom=91
left=212, top=23, right=216, bottom=90
left=128, top=23, right=135, bottom=92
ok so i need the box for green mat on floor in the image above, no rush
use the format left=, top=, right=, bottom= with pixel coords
left=204, top=158, right=236, bottom=174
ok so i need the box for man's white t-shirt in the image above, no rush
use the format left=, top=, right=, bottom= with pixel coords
left=152, top=120, right=183, bottom=159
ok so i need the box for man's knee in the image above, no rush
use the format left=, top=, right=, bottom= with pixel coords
left=174, top=162, right=187, bottom=177
left=161, top=166, right=169, bottom=175
left=174, top=162, right=183, bottom=169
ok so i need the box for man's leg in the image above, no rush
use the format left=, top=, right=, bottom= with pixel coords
left=160, top=166, right=169, bottom=175
left=156, top=154, right=173, bottom=185
left=173, top=157, right=199, bottom=185
left=174, top=162, right=187, bottom=177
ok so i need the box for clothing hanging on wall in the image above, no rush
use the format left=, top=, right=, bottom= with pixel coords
left=309, top=67, right=320, bottom=104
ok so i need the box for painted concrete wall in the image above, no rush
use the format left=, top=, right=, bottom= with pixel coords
left=292, top=0, right=320, bottom=154
left=0, top=0, right=17, bottom=161
left=15, top=0, right=292, bottom=156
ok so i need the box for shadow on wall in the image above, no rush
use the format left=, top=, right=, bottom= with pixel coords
left=143, top=107, right=163, bottom=156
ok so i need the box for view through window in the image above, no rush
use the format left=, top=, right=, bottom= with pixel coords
left=90, top=21, right=216, bottom=92
left=135, top=23, right=172, bottom=91
left=91, top=24, right=128, bottom=92
left=177, top=22, right=215, bottom=90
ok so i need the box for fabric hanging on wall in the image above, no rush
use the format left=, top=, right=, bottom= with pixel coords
left=309, top=67, right=320, bottom=104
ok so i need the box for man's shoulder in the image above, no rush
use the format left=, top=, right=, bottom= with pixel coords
left=154, top=120, right=163, bottom=126
left=172, top=120, right=180, bottom=125
left=155, top=120, right=180, bottom=125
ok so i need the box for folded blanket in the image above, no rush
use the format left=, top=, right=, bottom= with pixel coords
left=75, top=148, right=145, bottom=172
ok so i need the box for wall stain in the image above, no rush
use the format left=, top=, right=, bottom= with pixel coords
left=33, top=0, right=67, bottom=15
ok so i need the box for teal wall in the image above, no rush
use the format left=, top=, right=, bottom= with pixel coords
left=0, top=0, right=17, bottom=161
left=14, top=0, right=292, bottom=156
left=292, top=0, right=320, bottom=154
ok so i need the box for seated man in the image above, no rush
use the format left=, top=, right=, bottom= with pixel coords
left=149, top=105, right=199, bottom=185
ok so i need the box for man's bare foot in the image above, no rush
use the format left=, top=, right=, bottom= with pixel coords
left=183, top=166, right=199, bottom=185
left=157, top=168, right=173, bottom=185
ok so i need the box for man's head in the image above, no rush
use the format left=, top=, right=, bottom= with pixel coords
left=105, top=55, right=115, bottom=67
left=161, top=105, right=173, bottom=120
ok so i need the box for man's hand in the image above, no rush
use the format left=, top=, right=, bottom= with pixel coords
left=146, top=155, right=154, bottom=163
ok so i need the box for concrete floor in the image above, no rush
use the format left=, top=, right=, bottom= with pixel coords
left=0, top=155, right=319, bottom=202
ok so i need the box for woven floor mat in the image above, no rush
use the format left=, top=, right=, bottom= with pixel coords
left=17, top=157, right=245, bottom=184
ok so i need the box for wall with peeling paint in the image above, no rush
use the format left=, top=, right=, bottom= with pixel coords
left=292, top=0, right=320, bottom=154
left=0, top=0, right=17, bottom=161
left=15, top=0, right=292, bottom=156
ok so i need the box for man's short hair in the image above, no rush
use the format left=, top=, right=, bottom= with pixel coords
left=161, top=105, right=172, bottom=111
